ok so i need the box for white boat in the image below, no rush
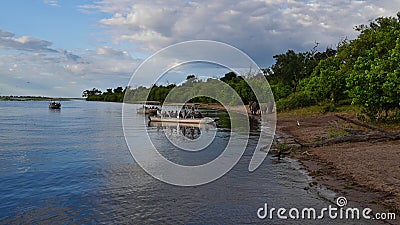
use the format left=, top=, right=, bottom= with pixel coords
left=136, top=101, right=160, bottom=115
left=148, top=116, right=215, bottom=124
left=148, top=121, right=215, bottom=128
left=148, top=103, right=215, bottom=124
left=137, top=107, right=158, bottom=115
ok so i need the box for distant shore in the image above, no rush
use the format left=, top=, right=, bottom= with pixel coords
left=0, top=96, right=84, bottom=101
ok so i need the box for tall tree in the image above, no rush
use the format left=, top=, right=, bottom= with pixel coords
left=346, top=13, right=400, bottom=119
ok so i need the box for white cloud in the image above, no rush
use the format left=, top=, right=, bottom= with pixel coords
left=2, top=0, right=399, bottom=97
left=0, top=30, right=14, bottom=38
left=96, top=46, right=130, bottom=58
left=43, top=0, right=60, bottom=7
left=63, top=47, right=140, bottom=77
left=0, top=29, right=141, bottom=97
left=0, top=30, right=57, bottom=52
left=82, top=0, right=400, bottom=66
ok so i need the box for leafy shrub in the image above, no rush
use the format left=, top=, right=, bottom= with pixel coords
left=346, top=15, right=400, bottom=121
left=321, top=104, right=336, bottom=114
left=270, top=83, right=292, bottom=102
left=276, top=91, right=317, bottom=111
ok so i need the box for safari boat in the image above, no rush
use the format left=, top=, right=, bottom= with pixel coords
left=148, top=104, right=215, bottom=124
left=148, top=116, right=214, bottom=124
left=49, top=100, right=61, bottom=109
left=136, top=101, right=160, bottom=115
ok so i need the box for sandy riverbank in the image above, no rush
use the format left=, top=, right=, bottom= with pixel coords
left=276, top=112, right=400, bottom=220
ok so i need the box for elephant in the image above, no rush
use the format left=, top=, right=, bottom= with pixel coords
left=267, top=101, right=274, bottom=114
left=249, top=101, right=260, bottom=115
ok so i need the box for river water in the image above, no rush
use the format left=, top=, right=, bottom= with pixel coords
left=0, top=101, right=378, bottom=224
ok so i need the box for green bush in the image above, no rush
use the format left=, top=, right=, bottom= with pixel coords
left=270, top=83, right=292, bottom=101
left=345, top=15, right=400, bottom=121
left=276, top=92, right=317, bottom=111
left=321, top=104, right=336, bottom=114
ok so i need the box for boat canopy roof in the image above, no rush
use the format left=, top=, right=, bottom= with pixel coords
left=134, top=101, right=161, bottom=105
left=161, top=103, right=201, bottom=106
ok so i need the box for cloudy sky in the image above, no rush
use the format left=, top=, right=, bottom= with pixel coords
left=0, top=0, right=399, bottom=97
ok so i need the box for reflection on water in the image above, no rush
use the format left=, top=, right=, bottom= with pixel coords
left=179, top=125, right=200, bottom=139
left=0, top=101, right=379, bottom=224
left=148, top=121, right=215, bottom=140
left=48, top=108, right=61, bottom=113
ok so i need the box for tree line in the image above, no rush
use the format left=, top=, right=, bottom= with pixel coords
left=122, top=72, right=263, bottom=106
left=83, top=12, right=400, bottom=121
left=270, top=12, right=400, bottom=121
left=82, top=86, right=125, bottom=102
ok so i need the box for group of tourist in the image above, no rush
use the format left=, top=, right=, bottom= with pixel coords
left=157, top=107, right=200, bottom=119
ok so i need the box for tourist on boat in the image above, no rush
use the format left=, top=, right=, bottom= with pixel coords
left=182, top=109, right=187, bottom=119
left=190, top=107, right=195, bottom=119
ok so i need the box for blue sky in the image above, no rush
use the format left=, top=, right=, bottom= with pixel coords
left=0, top=0, right=399, bottom=97
left=0, top=0, right=98, bottom=50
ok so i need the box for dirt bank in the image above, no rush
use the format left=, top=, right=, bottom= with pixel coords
left=276, top=112, right=400, bottom=220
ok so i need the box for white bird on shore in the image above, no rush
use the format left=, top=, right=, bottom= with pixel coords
left=297, top=120, right=300, bottom=126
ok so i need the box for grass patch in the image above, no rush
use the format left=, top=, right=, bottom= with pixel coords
left=312, top=137, right=322, bottom=142
left=327, top=128, right=349, bottom=138
left=278, top=104, right=362, bottom=119
left=335, top=105, right=362, bottom=114
left=277, top=143, right=290, bottom=151
left=279, top=104, right=360, bottom=117
left=278, top=105, right=326, bottom=118
left=343, top=183, right=354, bottom=189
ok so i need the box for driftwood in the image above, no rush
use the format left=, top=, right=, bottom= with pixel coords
left=328, top=119, right=369, bottom=135
left=335, top=115, right=392, bottom=134
left=298, top=115, right=400, bottom=148
left=343, top=128, right=369, bottom=135
left=301, top=132, right=399, bottom=148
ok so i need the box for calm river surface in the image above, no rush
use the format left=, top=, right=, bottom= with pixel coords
left=0, top=101, right=377, bottom=224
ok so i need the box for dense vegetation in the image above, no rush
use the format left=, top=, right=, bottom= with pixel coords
left=123, top=73, right=264, bottom=105
left=82, top=87, right=125, bottom=102
left=267, top=12, right=400, bottom=121
left=0, top=96, right=70, bottom=101
left=84, top=13, right=400, bottom=121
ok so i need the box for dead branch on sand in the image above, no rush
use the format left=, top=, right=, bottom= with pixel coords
left=298, top=115, right=400, bottom=148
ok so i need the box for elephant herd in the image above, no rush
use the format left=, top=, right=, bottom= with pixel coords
left=248, top=101, right=274, bottom=115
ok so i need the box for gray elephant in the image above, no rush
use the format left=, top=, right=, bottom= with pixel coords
left=249, top=101, right=260, bottom=115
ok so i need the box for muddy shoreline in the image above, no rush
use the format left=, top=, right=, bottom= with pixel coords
left=202, top=103, right=399, bottom=222
left=274, top=113, right=399, bottom=223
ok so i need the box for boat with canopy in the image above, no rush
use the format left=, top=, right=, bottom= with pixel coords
left=148, top=103, right=215, bottom=124
left=136, top=101, right=161, bottom=115
left=49, top=99, right=61, bottom=109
